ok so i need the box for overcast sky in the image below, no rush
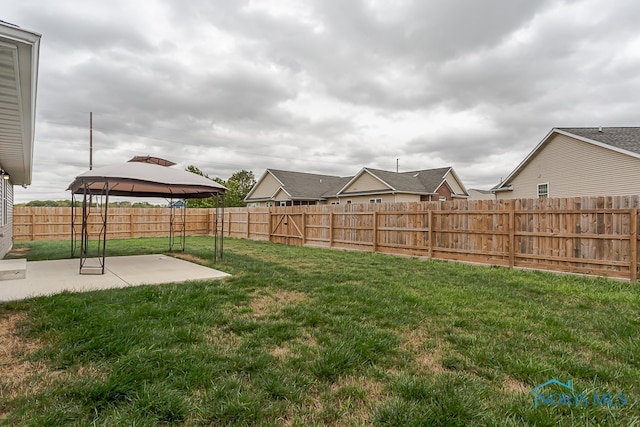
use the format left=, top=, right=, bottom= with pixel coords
left=5, top=0, right=640, bottom=202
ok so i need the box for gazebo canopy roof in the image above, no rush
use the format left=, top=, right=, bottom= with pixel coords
left=67, top=161, right=227, bottom=199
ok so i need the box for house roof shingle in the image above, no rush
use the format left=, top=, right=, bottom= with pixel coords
left=359, top=167, right=452, bottom=194
left=247, top=166, right=467, bottom=202
left=557, top=127, right=640, bottom=155
left=268, top=169, right=350, bottom=199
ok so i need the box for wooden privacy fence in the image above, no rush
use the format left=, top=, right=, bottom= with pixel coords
left=14, top=207, right=218, bottom=242
left=14, top=195, right=640, bottom=280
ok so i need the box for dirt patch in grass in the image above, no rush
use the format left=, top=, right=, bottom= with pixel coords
left=169, top=253, right=207, bottom=265
left=502, top=376, right=529, bottom=394
left=249, top=290, right=307, bottom=318
left=269, top=345, right=291, bottom=359
left=400, top=327, right=445, bottom=374
left=268, top=332, right=317, bottom=360
left=0, top=313, right=48, bottom=401
left=280, top=375, right=388, bottom=427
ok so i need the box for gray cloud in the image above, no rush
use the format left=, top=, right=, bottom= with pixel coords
left=3, top=0, right=640, bottom=202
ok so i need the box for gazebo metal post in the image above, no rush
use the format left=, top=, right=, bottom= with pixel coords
left=169, top=198, right=186, bottom=252
left=220, top=193, right=224, bottom=260
left=79, top=181, right=109, bottom=275
left=213, top=194, right=218, bottom=262
left=181, top=200, right=186, bottom=251
left=70, top=192, right=77, bottom=257
left=80, top=184, right=89, bottom=263
left=212, top=192, right=224, bottom=262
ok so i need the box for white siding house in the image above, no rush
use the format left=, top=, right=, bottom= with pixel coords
left=494, top=128, right=640, bottom=199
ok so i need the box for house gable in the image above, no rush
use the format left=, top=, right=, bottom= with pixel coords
left=339, top=169, right=393, bottom=195
left=442, top=169, right=468, bottom=196
left=272, top=187, right=291, bottom=201
left=245, top=170, right=283, bottom=200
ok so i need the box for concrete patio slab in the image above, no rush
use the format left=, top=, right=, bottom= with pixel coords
left=0, top=254, right=230, bottom=302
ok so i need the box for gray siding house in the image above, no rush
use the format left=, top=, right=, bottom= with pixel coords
left=494, top=127, right=640, bottom=199
left=0, top=21, right=41, bottom=257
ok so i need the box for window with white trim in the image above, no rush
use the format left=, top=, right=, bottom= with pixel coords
left=265, top=202, right=274, bottom=207
left=537, top=183, right=549, bottom=199
left=369, top=198, right=382, bottom=204
left=346, top=200, right=352, bottom=204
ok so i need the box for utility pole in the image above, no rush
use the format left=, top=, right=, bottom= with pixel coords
left=89, top=112, right=93, bottom=170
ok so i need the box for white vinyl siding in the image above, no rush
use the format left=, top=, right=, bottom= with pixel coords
left=393, top=193, right=420, bottom=203
left=443, top=171, right=465, bottom=194
left=273, top=188, right=290, bottom=201
left=249, top=173, right=281, bottom=199
left=342, top=171, right=391, bottom=193
left=0, top=180, right=13, bottom=258
left=498, top=134, right=640, bottom=199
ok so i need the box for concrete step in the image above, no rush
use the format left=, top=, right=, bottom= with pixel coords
left=0, top=258, right=27, bottom=280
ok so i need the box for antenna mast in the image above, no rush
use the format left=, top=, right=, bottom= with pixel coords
left=89, top=112, right=93, bottom=170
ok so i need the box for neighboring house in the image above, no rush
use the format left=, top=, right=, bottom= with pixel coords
left=468, top=189, right=495, bottom=200
left=244, top=169, right=352, bottom=206
left=0, top=21, right=40, bottom=258
left=494, top=127, right=640, bottom=199
left=245, top=166, right=469, bottom=206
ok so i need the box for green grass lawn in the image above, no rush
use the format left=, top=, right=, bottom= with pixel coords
left=1, top=237, right=639, bottom=426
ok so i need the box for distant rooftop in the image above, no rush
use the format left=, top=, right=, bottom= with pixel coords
left=128, top=156, right=176, bottom=167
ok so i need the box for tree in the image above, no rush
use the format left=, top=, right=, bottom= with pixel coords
left=184, top=166, right=256, bottom=208
left=225, top=170, right=256, bottom=207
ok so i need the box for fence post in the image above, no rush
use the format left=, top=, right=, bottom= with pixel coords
left=268, top=208, right=273, bottom=242
left=372, top=211, right=378, bottom=252
left=428, top=210, right=433, bottom=259
left=301, top=211, right=306, bottom=245
left=631, top=208, right=637, bottom=282
left=329, top=211, right=334, bottom=247
left=31, top=212, right=36, bottom=241
left=508, top=201, right=515, bottom=268
left=246, top=211, right=250, bottom=239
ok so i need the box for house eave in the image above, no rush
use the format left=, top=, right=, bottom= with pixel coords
left=0, top=22, right=40, bottom=186
left=492, top=185, right=513, bottom=193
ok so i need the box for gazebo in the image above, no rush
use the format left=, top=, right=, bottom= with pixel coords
left=67, top=157, right=227, bottom=274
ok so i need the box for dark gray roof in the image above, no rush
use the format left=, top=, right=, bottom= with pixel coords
left=361, top=167, right=452, bottom=194
left=248, top=166, right=465, bottom=201
left=557, top=127, right=640, bottom=155
left=269, top=169, right=350, bottom=199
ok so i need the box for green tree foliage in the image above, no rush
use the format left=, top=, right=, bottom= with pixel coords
left=22, top=200, right=73, bottom=207
left=185, top=166, right=256, bottom=208
left=17, top=200, right=159, bottom=208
